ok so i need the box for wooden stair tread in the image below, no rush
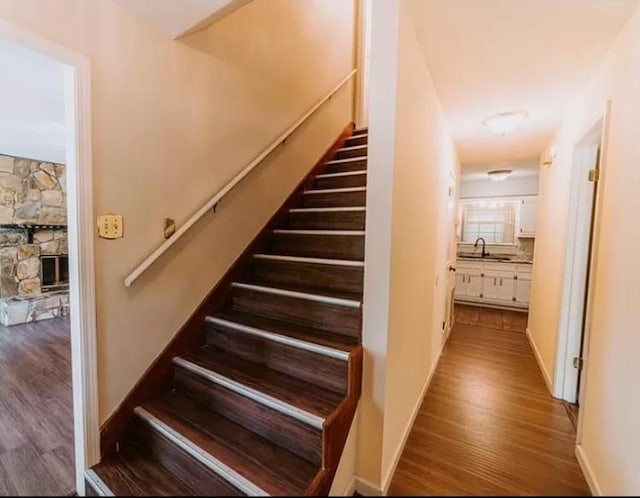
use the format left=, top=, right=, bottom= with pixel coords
left=99, top=129, right=366, bottom=497
left=180, top=346, right=344, bottom=419
left=237, top=279, right=363, bottom=303
left=212, top=310, right=359, bottom=353
left=143, top=392, right=319, bottom=495
left=91, top=449, right=197, bottom=496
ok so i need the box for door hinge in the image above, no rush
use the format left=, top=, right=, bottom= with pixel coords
left=480, top=293, right=483, bottom=298
left=588, top=169, right=600, bottom=182
left=573, top=357, right=584, bottom=370
left=442, top=321, right=446, bottom=330
left=512, top=297, right=517, bottom=302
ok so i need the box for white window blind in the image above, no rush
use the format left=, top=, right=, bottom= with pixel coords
left=460, top=200, right=517, bottom=244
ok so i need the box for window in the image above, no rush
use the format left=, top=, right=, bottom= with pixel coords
left=459, top=200, right=518, bottom=244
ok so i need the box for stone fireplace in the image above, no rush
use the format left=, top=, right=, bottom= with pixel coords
left=0, top=153, right=69, bottom=326
left=41, top=253, right=70, bottom=290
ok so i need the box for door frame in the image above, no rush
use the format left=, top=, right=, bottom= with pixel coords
left=0, top=18, right=99, bottom=494
left=354, top=0, right=372, bottom=128
left=554, top=102, right=611, bottom=442
left=444, top=170, right=458, bottom=340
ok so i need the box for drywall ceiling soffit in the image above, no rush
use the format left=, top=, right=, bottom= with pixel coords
left=461, top=160, right=540, bottom=181
left=407, top=0, right=639, bottom=164
left=114, top=0, right=254, bottom=39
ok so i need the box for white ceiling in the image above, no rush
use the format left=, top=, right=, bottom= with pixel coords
left=408, top=0, right=639, bottom=166
left=113, top=0, right=253, bottom=39
left=0, top=38, right=67, bottom=164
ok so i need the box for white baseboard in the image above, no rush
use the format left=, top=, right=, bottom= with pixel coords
left=352, top=348, right=442, bottom=498
left=379, top=343, right=445, bottom=494
left=575, top=444, right=602, bottom=496
left=339, top=477, right=356, bottom=496
left=526, top=327, right=553, bottom=394
left=354, top=476, right=383, bottom=496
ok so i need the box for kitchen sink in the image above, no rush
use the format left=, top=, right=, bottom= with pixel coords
left=458, top=255, right=513, bottom=262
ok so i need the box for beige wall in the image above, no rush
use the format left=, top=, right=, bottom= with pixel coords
left=356, top=0, right=400, bottom=486
left=382, top=0, right=459, bottom=483
left=529, top=4, right=640, bottom=494
left=0, top=0, right=356, bottom=423
left=354, top=0, right=459, bottom=491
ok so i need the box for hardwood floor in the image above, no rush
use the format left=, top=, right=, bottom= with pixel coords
left=388, top=315, right=590, bottom=496
left=455, top=303, right=529, bottom=333
left=0, top=317, right=74, bottom=496
left=563, top=401, right=580, bottom=433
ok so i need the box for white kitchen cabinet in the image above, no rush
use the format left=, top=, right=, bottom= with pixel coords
left=455, top=272, right=467, bottom=299
left=482, top=273, right=500, bottom=301
left=455, top=269, right=483, bottom=299
left=497, top=273, right=516, bottom=302
left=518, top=197, right=538, bottom=238
left=501, top=274, right=516, bottom=302
left=516, top=273, right=532, bottom=305
left=466, top=271, right=483, bottom=298
left=455, top=260, right=532, bottom=309
left=483, top=272, right=516, bottom=303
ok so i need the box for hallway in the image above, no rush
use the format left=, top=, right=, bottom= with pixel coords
left=388, top=313, right=590, bottom=495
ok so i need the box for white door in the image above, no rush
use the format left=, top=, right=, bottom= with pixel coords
left=443, top=171, right=458, bottom=338
left=444, top=264, right=456, bottom=337
left=561, top=144, right=600, bottom=404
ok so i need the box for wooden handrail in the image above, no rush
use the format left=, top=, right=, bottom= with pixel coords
left=124, top=69, right=357, bottom=287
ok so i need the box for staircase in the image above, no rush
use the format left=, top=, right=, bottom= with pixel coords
left=85, top=128, right=368, bottom=496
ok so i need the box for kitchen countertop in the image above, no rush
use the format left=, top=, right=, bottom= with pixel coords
left=457, top=254, right=533, bottom=264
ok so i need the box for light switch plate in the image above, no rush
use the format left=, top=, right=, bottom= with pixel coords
left=97, top=214, right=124, bottom=239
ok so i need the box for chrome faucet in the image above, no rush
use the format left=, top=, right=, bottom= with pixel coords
left=474, top=237, right=489, bottom=258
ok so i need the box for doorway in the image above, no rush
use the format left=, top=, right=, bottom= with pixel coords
left=0, top=18, right=98, bottom=495
left=444, top=170, right=458, bottom=340
left=554, top=105, right=610, bottom=439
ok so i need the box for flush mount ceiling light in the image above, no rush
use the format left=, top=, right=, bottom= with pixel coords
left=487, top=169, right=512, bottom=182
left=482, top=110, right=529, bottom=136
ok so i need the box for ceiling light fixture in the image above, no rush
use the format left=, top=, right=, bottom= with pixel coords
left=487, top=169, right=512, bottom=182
left=483, top=110, right=529, bottom=136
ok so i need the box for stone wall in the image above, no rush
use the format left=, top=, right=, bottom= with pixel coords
left=0, top=228, right=68, bottom=298
left=0, top=153, right=66, bottom=225
left=0, top=153, right=68, bottom=326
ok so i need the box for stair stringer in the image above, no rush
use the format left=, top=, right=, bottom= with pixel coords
left=310, top=346, right=363, bottom=494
